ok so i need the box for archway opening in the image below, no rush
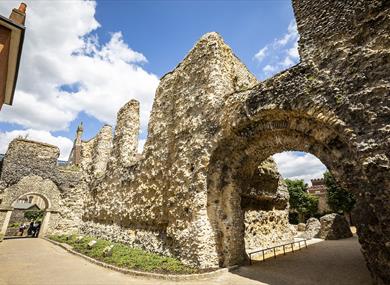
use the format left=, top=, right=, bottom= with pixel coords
left=206, top=110, right=363, bottom=268
left=5, top=193, right=50, bottom=238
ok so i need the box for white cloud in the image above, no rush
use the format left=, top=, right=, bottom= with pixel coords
left=254, top=20, right=300, bottom=78
left=275, top=21, right=298, bottom=48
left=0, top=129, right=73, bottom=160
left=254, top=46, right=268, bottom=62
left=0, top=1, right=159, bottom=135
left=272, top=151, right=327, bottom=185
left=263, top=64, right=277, bottom=74
left=281, top=56, right=294, bottom=68
left=287, top=41, right=299, bottom=60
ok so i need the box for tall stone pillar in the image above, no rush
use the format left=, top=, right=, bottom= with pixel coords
left=111, top=99, right=140, bottom=167
left=92, top=125, right=113, bottom=176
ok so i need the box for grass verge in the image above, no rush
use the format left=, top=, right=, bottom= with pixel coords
left=49, top=234, right=196, bottom=274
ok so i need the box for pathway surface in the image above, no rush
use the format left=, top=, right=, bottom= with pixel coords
left=0, top=236, right=371, bottom=285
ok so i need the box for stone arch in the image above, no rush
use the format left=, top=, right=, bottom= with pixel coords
left=0, top=175, right=61, bottom=237
left=12, top=192, right=51, bottom=210
left=207, top=104, right=365, bottom=267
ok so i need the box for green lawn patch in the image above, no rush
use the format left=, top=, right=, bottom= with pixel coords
left=49, top=234, right=196, bottom=274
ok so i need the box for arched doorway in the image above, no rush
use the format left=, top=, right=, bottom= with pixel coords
left=4, top=193, right=51, bottom=238
left=0, top=175, right=61, bottom=238
left=207, top=108, right=365, bottom=267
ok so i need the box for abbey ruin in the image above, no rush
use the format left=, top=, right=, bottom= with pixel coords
left=0, top=0, right=389, bottom=284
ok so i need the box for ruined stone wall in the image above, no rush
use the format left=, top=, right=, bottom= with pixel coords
left=110, top=100, right=139, bottom=168
left=79, top=31, right=297, bottom=269
left=0, top=139, right=83, bottom=235
left=0, top=139, right=59, bottom=186
left=80, top=125, right=113, bottom=179
left=242, top=159, right=295, bottom=251
left=79, top=0, right=388, bottom=283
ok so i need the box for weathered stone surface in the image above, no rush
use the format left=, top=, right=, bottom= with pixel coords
left=319, top=214, right=353, bottom=240
left=244, top=210, right=295, bottom=251
left=242, top=158, right=294, bottom=251
left=297, top=223, right=306, bottom=232
left=77, top=1, right=390, bottom=282
left=0, top=139, right=59, bottom=186
left=82, top=32, right=260, bottom=269
left=0, top=139, right=83, bottom=236
left=0, top=1, right=388, bottom=283
left=110, top=100, right=139, bottom=168
left=303, top=218, right=321, bottom=239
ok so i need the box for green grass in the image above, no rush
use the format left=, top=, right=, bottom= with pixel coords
left=9, top=223, right=20, bottom=228
left=49, top=234, right=196, bottom=274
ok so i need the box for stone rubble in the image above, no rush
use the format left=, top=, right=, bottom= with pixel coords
left=318, top=214, right=353, bottom=240
left=103, top=245, right=114, bottom=257
left=303, top=218, right=321, bottom=239
left=87, top=240, right=97, bottom=249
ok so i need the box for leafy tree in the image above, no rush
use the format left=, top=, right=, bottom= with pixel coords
left=285, top=179, right=319, bottom=222
left=24, top=210, right=44, bottom=221
left=324, top=171, right=355, bottom=214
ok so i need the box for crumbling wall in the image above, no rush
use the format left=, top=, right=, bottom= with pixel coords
left=79, top=0, right=388, bottom=283
left=242, top=159, right=295, bottom=251
left=81, top=32, right=259, bottom=267
left=0, top=139, right=59, bottom=186
left=0, top=139, right=83, bottom=235
left=110, top=100, right=139, bottom=168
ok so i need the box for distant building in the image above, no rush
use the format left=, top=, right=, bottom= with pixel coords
left=307, top=178, right=330, bottom=213
left=67, top=122, right=84, bottom=166
left=0, top=3, right=26, bottom=110
left=15, top=195, right=45, bottom=210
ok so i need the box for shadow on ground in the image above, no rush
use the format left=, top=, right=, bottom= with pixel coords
left=233, top=235, right=372, bottom=285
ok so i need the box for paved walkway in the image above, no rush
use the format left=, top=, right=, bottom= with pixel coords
left=0, top=236, right=371, bottom=285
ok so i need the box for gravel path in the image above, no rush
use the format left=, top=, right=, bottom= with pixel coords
left=0, top=236, right=371, bottom=285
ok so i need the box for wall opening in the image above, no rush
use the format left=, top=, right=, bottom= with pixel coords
left=206, top=110, right=361, bottom=267
left=5, top=193, right=51, bottom=238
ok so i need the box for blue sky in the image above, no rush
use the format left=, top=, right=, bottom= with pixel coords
left=0, top=0, right=325, bottom=183
left=94, top=0, right=294, bottom=77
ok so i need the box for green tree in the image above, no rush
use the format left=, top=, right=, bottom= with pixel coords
left=324, top=171, right=355, bottom=214
left=285, top=179, right=319, bottom=222
left=24, top=210, right=44, bottom=221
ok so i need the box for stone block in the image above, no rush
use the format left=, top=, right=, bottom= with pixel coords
left=103, top=245, right=114, bottom=257
left=319, top=213, right=353, bottom=240
left=76, top=236, right=84, bottom=242
left=297, top=223, right=306, bottom=232
left=87, top=240, right=97, bottom=249
left=303, top=218, right=321, bottom=239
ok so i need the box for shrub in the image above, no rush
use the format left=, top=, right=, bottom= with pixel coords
left=9, top=222, right=20, bottom=228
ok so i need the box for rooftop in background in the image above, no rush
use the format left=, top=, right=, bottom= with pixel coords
left=12, top=202, right=40, bottom=210
left=0, top=3, right=26, bottom=110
